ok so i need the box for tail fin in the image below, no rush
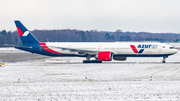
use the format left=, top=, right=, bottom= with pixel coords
left=15, top=20, right=39, bottom=44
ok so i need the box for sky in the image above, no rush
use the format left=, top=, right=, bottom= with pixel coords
left=1, top=0, right=180, bottom=33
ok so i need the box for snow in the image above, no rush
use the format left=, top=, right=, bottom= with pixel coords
left=0, top=47, right=27, bottom=53
left=0, top=46, right=180, bottom=100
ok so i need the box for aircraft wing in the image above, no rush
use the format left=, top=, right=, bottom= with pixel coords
left=48, top=46, right=98, bottom=55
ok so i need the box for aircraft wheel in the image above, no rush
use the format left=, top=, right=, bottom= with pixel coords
left=83, top=60, right=87, bottom=63
left=83, top=60, right=102, bottom=63
left=162, top=60, right=166, bottom=63
left=98, top=61, right=102, bottom=63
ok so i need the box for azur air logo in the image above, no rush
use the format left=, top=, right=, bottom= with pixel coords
left=130, top=45, right=145, bottom=54
left=130, top=44, right=158, bottom=53
left=138, top=45, right=152, bottom=48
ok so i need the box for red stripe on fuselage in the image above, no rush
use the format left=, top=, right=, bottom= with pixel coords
left=40, top=42, right=62, bottom=54
left=130, top=45, right=138, bottom=53
left=17, top=27, right=23, bottom=36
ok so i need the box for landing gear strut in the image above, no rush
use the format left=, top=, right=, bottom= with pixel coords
left=162, top=56, right=167, bottom=63
left=83, top=55, right=102, bottom=63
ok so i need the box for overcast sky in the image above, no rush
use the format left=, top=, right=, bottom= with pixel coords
left=1, top=0, right=180, bottom=33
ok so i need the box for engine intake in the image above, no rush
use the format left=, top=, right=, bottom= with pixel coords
left=98, top=51, right=112, bottom=61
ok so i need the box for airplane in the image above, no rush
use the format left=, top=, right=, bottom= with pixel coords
left=6, top=20, right=178, bottom=63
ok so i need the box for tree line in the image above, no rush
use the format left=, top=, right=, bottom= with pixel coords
left=0, top=29, right=180, bottom=47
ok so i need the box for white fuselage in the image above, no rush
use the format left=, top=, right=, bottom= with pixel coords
left=45, top=42, right=177, bottom=57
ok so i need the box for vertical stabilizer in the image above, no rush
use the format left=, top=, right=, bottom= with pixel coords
left=15, top=20, right=39, bottom=44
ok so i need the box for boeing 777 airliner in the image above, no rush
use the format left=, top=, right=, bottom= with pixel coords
left=7, top=20, right=178, bottom=63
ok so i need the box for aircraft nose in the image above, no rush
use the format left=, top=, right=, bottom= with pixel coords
left=174, top=49, right=178, bottom=54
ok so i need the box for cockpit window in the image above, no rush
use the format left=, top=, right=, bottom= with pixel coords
left=169, top=47, right=175, bottom=49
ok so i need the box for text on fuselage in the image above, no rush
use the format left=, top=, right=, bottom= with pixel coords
left=138, top=44, right=158, bottom=49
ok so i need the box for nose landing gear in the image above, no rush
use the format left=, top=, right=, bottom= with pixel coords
left=162, top=56, right=168, bottom=63
left=162, top=59, right=166, bottom=63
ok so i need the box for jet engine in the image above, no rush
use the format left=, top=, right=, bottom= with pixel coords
left=97, top=51, right=112, bottom=61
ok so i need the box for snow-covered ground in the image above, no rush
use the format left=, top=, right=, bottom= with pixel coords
left=0, top=46, right=180, bottom=100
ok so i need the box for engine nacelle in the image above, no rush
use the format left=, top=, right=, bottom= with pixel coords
left=98, top=51, right=112, bottom=61
left=113, top=57, right=126, bottom=61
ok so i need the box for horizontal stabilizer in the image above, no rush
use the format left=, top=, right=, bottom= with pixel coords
left=4, top=44, right=32, bottom=49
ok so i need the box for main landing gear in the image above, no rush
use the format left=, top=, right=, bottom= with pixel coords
left=83, top=55, right=102, bottom=63
left=162, top=56, right=168, bottom=63
left=83, top=60, right=102, bottom=63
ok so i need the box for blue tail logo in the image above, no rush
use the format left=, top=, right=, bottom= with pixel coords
left=15, top=20, right=39, bottom=44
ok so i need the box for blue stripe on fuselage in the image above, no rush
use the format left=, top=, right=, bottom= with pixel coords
left=113, top=54, right=173, bottom=57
